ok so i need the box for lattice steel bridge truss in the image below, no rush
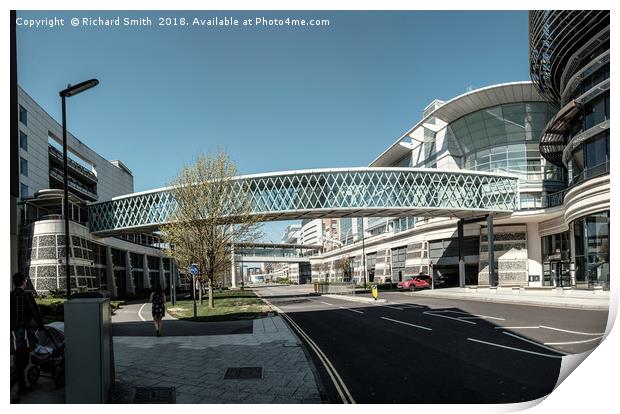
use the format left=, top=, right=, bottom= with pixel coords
left=87, top=168, right=519, bottom=235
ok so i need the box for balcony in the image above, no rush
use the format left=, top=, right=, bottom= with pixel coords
left=49, top=167, right=98, bottom=201
left=48, top=145, right=98, bottom=184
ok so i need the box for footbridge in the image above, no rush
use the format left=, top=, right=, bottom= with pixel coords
left=87, top=167, right=519, bottom=236
left=232, top=242, right=322, bottom=263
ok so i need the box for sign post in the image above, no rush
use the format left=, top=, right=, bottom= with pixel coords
left=189, top=263, right=199, bottom=318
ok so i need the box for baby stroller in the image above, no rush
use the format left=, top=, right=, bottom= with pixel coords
left=27, top=322, right=65, bottom=389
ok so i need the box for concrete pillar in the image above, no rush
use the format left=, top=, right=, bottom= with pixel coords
left=458, top=219, right=465, bottom=288
left=231, top=246, right=237, bottom=288
left=125, top=251, right=135, bottom=294
left=143, top=254, right=151, bottom=289
left=158, top=257, right=166, bottom=288
left=487, top=215, right=495, bottom=287
left=569, top=221, right=576, bottom=286
left=526, top=222, right=543, bottom=287
left=105, top=246, right=117, bottom=298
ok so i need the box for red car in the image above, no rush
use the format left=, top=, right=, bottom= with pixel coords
left=397, top=274, right=432, bottom=291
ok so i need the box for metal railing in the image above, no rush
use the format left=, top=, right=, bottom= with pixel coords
left=570, top=161, right=610, bottom=186
left=49, top=145, right=98, bottom=182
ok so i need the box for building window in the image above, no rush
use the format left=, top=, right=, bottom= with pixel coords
left=20, top=183, right=28, bottom=197
left=19, top=131, right=28, bottom=151
left=20, top=157, right=28, bottom=177
left=19, top=105, right=27, bottom=126
left=573, top=211, right=610, bottom=290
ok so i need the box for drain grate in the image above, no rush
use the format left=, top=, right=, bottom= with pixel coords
left=224, top=366, right=263, bottom=380
left=133, top=387, right=176, bottom=403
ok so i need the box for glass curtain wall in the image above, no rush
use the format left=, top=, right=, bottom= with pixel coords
left=573, top=211, right=610, bottom=289
left=448, top=102, right=562, bottom=209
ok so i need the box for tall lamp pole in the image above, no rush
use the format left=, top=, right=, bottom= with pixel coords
left=59, top=79, right=99, bottom=300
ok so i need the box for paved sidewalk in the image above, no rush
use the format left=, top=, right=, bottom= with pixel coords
left=113, top=316, right=323, bottom=403
left=405, top=287, right=610, bottom=310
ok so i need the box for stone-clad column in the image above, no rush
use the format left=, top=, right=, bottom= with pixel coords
left=105, top=246, right=117, bottom=298
left=159, top=257, right=166, bottom=288
left=125, top=251, right=135, bottom=294
left=143, top=254, right=151, bottom=289
left=231, top=246, right=237, bottom=288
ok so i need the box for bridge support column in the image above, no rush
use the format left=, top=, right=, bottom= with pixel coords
left=105, top=246, right=117, bottom=298
left=487, top=215, right=495, bottom=287
left=125, top=251, right=135, bottom=294
left=143, top=254, right=151, bottom=289
left=158, top=257, right=166, bottom=289
left=458, top=219, right=465, bottom=288
left=231, top=246, right=237, bottom=288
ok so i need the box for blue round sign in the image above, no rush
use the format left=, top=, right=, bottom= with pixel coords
left=188, top=264, right=199, bottom=275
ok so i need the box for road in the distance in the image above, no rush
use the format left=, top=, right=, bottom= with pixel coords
left=254, top=284, right=608, bottom=404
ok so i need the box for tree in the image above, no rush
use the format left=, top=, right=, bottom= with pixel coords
left=161, top=150, right=262, bottom=308
left=334, top=256, right=353, bottom=282
left=319, top=262, right=330, bottom=282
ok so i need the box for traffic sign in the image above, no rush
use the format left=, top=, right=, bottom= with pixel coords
left=189, top=263, right=199, bottom=275
left=371, top=284, right=379, bottom=300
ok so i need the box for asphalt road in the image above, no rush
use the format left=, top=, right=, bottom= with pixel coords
left=254, top=285, right=609, bottom=404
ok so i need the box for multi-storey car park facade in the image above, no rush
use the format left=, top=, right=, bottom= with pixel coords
left=16, top=87, right=182, bottom=297
left=15, top=11, right=609, bottom=296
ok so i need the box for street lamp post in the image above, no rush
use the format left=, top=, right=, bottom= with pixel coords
left=59, top=79, right=99, bottom=300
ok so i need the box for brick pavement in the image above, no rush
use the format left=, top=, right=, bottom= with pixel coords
left=112, top=316, right=323, bottom=403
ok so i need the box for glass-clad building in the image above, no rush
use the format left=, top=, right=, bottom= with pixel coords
left=530, top=10, right=610, bottom=289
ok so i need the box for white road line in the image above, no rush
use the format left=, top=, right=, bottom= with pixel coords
left=494, top=326, right=539, bottom=330
left=447, top=311, right=505, bottom=321
left=423, top=311, right=477, bottom=325
left=460, top=315, right=505, bottom=321
left=544, top=336, right=604, bottom=346
left=539, top=325, right=605, bottom=336
left=502, top=331, right=567, bottom=355
left=138, top=303, right=147, bottom=322
left=382, top=305, right=404, bottom=311
left=320, top=301, right=335, bottom=306
left=339, top=306, right=364, bottom=314
left=466, top=338, right=563, bottom=359
left=380, top=317, right=432, bottom=331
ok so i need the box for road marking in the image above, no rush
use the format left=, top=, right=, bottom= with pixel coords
left=502, top=331, right=567, bottom=355
left=466, top=338, right=563, bottom=359
left=423, top=311, right=477, bottom=324
left=339, top=306, right=364, bottom=314
left=255, top=289, right=356, bottom=404
left=382, top=305, right=404, bottom=311
left=494, top=326, right=539, bottom=330
left=281, top=312, right=355, bottom=403
left=495, top=325, right=606, bottom=336
left=320, top=301, right=335, bottom=306
left=544, top=336, right=604, bottom=346
left=539, top=325, right=605, bottom=336
left=380, top=317, right=432, bottom=331
left=138, top=303, right=147, bottom=321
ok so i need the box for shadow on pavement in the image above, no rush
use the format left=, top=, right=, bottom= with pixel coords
left=113, top=318, right=253, bottom=337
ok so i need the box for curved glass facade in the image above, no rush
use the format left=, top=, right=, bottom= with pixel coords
left=446, top=102, right=564, bottom=208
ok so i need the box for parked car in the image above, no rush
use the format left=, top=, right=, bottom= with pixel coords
left=397, top=274, right=431, bottom=291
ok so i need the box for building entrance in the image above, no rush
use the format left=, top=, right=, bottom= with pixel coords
left=543, top=260, right=570, bottom=287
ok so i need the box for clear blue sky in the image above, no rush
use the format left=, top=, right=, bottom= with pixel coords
left=16, top=10, right=530, bottom=242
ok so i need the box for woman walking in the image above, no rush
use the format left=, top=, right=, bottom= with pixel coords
left=150, top=285, right=166, bottom=336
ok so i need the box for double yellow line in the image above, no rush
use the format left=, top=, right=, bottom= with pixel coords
left=279, top=311, right=356, bottom=404
left=256, top=290, right=355, bottom=404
